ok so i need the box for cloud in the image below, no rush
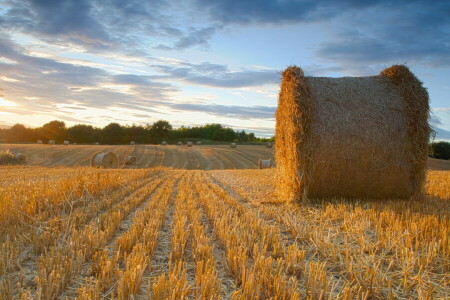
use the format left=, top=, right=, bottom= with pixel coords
left=315, top=2, right=450, bottom=69
left=172, top=103, right=275, bottom=119
left=156, top=62, right=278, bottom=88
left=0, top=36, right=177, bottom=117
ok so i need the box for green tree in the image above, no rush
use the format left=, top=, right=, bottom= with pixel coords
left=430, top=141, right=450, bottom=160
left=150, top=120, right=172, bottom=143
left=67, top=124, right=96, bottom=144
left=40, top=120, right=66, bottom=143
left=101, top=123, right=124, bottom=144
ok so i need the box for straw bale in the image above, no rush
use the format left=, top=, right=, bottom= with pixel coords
left=266, top=142, right=273, bottom=148
left=230, top=143, right=237, bottom=148
left=14, top=153, right=27, bottom=164
left=130, top=141, right=135, bottom=145
left=49, top=140, right=55, bottom=145
left=125, top=155, right=137, bottom=165
left=63, top=140, right=70, bottom=145
left=187, top=141, right=193, bottom=147
left=177, top=142, right=183, bottom=146
left=258, top=159, right=272, bottom=169
left=196, top=141, right=202, bottom=145
left=90, top=152, right=119, bottom=168
left=162, top=141, right=167, bottom=145
left=37, top=140, right=43, bottom=144
left=275, top=65, right=431, bottom=201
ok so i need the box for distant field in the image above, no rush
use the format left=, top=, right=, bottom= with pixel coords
left=0, top=144, right=274, bottom=169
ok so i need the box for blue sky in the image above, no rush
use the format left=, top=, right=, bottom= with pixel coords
left=0, top=0, right=449, bottom=138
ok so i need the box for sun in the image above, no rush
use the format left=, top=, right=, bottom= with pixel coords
left=0, top=97, right=17, bottom=107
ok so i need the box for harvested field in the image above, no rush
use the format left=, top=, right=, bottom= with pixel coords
left=0, top=166, right=448, bottom=299
left=0, top=144, right=274, bottom=169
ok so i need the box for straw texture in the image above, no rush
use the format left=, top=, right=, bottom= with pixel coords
left=276, top=65, right=430, bottom=201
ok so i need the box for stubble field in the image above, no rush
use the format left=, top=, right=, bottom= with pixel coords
left=0, top=145, right=448, bottom=299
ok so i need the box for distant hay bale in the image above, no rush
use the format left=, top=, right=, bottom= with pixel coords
left=94, top=142, right=99, bottom=145
left=266, top=142, right=273, bottom=148
left=14, top=153, right=26, bottom=164
left=63, top=141, right=70, bottom=145
left=49, top=140, right=55, bottom=145
left=73, top=143, right=77, bottom=145
left=187, top=141, right=193, bottom=147
left=276, top=65, right=431, bottom=201
left=162, top=141, right=167, bottom=146
left=130, top=141, right=135, bottom=145
left=177, top=142, right=182, bottom=146
left=0, top=150, right=25, bottom=165
left=37, top=140, right=43, bottom=144
left=196, top=141, right=202, bottom=145
left=230, top=143, right=237, bottom=148
left=125, top=155, right=137, bottom=165
left=258, top=159, right=272, bottom=169
left=90, top=152, right=119, bottom=168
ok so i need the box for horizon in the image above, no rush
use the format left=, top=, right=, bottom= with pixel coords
left=0, top=0, right=449, bottom=139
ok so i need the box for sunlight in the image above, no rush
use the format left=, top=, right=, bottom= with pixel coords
left=0, top=97, right=17, bottom=107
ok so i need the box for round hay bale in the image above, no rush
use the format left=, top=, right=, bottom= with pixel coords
left=186, top=141, right=193, bottom=147
left=162, top=141, right=167, bottom=146
left=14, top=153, right=27, bottom=164
left=90, top=152, right=119, bottom=168
left=37, top=140, right=43, bottom=144
left=196, top=141, right=202, bottom=145
left=130, top=141, right=135, bottom=145
left=63, top=140, right=70, bottom=145
left=276, top=65, right=431, bottom=201
left=230, top=143, right=237, bottom=148
left=125, top=155, right=137, bottom=165
left=177, top=142, right=182, bottom=146
left=49, top=140, right=55, bottom=145
left=258, top=159, right=272, bottom=169
left=94, top=142, right=99, bottom=145
left=266, top=142, right=273, bottom=148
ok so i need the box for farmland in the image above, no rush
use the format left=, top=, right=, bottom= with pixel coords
left=0, top=144, right=274, bottom=169
left=0, top=159, right=449, bottom=299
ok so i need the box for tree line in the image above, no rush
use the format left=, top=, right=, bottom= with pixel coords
left=0, top=120, right=274, bottom=144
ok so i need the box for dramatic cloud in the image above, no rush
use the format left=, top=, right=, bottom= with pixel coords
left=156, top=62, right=278, bottom=88
left=172, top=103, right=275, bottom=119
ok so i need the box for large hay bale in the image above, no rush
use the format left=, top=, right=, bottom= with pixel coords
left=14, top=153, right=26, bottom=164
left=266, top=142, right=273, bottom=148
left=90, top=152, right=119, bottom=168
left=49, top=140, right=55, bottom=145
left=177, top=142, right=182, bottom=146
left=37, top=140, right=43, bottom=144
left=276, top=65, right=431, bottom=201
left=63, top=140, right=70, bottom=145
left=162, top=141, right=167, bottom=146
left=125, top=155, right=137, bottom=165
left=258, top=159, right=272, bottom=169
left=186, top=141, right=193, bottom=147
left=196, top=141, right=202, bottom=145
left=230, top=143, right=237, bottom=148
left=130, top=141, right=135, bottom=145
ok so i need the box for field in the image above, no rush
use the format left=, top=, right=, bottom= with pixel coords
left=0, top=146, right=449, bottom=299
left=0, top=144, right=274, bottom=169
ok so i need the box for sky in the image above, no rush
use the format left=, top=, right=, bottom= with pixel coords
left=0, top=0, right=449, bottom=138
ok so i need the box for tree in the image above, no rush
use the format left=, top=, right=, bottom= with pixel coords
left=40, top=121, right=67, bottom=143
left=5, top=124, right=36, bottom=143
left=150, top=120, right=172, bottom=143
left=101, top=123, right=124, bottom=144
left=67, top=124, right=96, bottom=144
left=430, top=141, right=450, bottom=160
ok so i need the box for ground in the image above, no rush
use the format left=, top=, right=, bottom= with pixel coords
left=0, top=145, right=448, bottom=299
